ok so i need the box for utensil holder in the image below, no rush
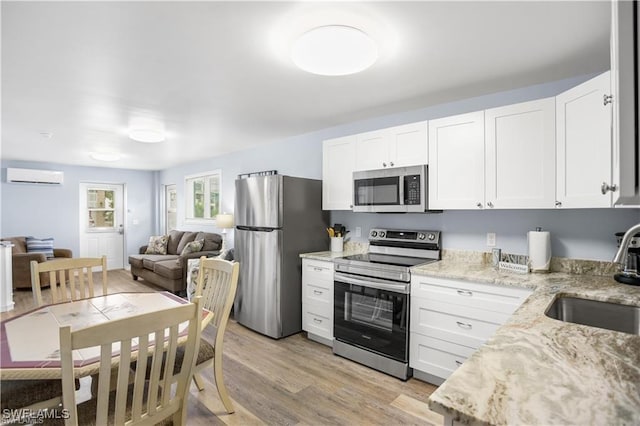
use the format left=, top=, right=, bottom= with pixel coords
left=330, top=237, right=344, bottom=253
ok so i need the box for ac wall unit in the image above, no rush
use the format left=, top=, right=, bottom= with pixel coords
left=6, top=168, right=64, bottom=185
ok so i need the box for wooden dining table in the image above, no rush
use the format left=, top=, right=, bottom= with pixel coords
left=0, top=292, right=212, bottom=381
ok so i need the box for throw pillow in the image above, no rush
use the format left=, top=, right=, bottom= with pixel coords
left=180, top=239, right=204, bottom=256
left=26, top=236, right=55, bottom=259
left=145, top=235, right=169, bottom=255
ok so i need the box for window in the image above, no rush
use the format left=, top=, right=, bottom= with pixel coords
left=86, top=188, right=116, bottom=229
left=185, top=170, right=221, bottom=222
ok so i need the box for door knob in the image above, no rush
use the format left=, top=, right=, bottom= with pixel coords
left=601, top=182, right=618, bottom=195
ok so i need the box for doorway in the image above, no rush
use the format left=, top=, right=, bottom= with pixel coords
left=79, top=183, right=125, bottom=270
left=165, top=184, right=177, bottom=234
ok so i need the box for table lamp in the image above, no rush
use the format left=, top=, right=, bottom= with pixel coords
left=216, top=213, right=234, bottom=251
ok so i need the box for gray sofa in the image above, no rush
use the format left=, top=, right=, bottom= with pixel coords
left=128, top=230, right=222, bottom=293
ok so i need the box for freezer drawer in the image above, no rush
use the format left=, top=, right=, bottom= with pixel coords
left=234, top=227, right=283, bottom=338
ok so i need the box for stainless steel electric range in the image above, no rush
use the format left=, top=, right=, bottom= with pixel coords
left=333, top=228, right=441, bottom=380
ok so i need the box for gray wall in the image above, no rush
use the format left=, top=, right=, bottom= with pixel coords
left=3, top=72, right=638, bottom=263
left=0, top=160, right=155, bottom=259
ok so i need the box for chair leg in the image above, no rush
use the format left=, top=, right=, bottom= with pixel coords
left=192, top=373, right=206, bottom=392
left=213, top=349, right=234, bottom=414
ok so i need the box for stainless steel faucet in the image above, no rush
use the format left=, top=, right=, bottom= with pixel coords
left=613, top=222, right=640, bottom=272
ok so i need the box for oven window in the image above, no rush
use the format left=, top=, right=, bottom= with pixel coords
left=350, top=294, right=393, bottom=331
left=355, top=177, right=400, bottom=206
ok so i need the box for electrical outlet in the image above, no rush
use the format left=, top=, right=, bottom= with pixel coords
left=355, top=227, right=362, bottom=238
left=486, top=232, right=496, bottom=247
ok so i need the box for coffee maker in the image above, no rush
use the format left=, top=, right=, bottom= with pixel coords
left=614, top=231, right=640, bottom=285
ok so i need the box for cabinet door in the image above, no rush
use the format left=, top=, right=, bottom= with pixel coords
left=390, top=121, right=428, bottom=167
left=322, top=136, right=356, bottom=210
left=611, top=0, right=640, bottom=205
left=485, top=98, right=556, bottom=209
left=428, top=111, right=485, bottom=209
left=556, top=71, right=612, bottom=208
left=355, top=129, right=390, bottom=171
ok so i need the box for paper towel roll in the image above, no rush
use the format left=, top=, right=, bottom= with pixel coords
left=528, top=230, right=551, bottom=272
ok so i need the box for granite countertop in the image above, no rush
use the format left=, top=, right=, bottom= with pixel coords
left=414, top=259, right=640, bottom=425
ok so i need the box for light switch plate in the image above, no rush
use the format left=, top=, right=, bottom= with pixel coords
left=486, top=232, right=496, bottom=247
left=355, top=227, right=362, bottom=238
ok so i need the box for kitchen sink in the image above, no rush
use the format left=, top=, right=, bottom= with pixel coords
left=545, top=296, right=640, bottom=335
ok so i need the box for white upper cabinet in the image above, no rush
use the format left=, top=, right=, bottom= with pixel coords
left=322, top=136, right=356, bottom=210
left=485, top=98, right=556, bottom=209
left=354, top=122, right=427, bottom=171
left=390, top=122, right=428, bottom=168
left=556, top=71, right=612, bottom=208
left=428, top=111, right=485, bottom=210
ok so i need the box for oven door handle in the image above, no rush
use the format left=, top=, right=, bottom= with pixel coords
left=334, top=272, right=410, bottom=294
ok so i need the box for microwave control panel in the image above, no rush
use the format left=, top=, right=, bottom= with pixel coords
left=404, top=175, right=421, bottom=205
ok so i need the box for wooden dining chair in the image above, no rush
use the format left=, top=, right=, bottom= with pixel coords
left=187, top=257, right=239, bottom=414
left=59, top=297, right=203, bottom=426
left=30, top=256, right=108, bottom=307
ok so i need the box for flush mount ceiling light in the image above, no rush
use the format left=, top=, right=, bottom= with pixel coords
left=291, top=25, right=378, bottom=76
left=91, top=152, right=121, bottom=162
left=128, top=128, right=165, bottom=143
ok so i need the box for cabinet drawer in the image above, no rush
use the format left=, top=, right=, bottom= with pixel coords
left=305, top=283, right=332, bottom=305
left=411, top=298, right=507, bottom=349
left=412, top=275, right=531, bottom=314
left=409, top=333, right=475, bottom=380
left=303, top=309, right=332, bottom=339
left=303, top=259, right=334, bottom=289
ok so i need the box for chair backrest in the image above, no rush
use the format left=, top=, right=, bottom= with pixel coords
left=30, top=256, right=108, bottom=307
left=194, top=257, right=239, bottom=341
left=59, top=297, right=202, bottom=426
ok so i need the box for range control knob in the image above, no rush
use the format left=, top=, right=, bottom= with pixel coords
left=418, top=233, right=426, bottom=240
left=370, top=231, right=378, bottom=237
left=428, top=233, right=436, bottom=241
left=379, top=231, right=386, bottom=238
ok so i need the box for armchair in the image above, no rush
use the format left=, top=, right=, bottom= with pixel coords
left=1, top=236, right=73, bottom=290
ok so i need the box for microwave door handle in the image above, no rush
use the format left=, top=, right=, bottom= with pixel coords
left=399, top=176, right=405, bottom=206
left=334, top=272, right=410, bottom=294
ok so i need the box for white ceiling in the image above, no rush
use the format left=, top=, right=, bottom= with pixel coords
left=1, top=1, right=611, bottom=171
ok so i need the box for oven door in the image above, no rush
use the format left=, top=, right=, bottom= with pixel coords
left=334, top=273, right=410, bottom=362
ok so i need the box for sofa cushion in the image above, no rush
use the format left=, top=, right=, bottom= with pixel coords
left=180, top=239, right=204, bottom=256
left=141, top=255, right=179, bottom=270
left=166, top=230, right=185, bottom=255
left=153, top=259, right=183, bottom=280
left=145, top=235, right=169, bottom=255
left=176, top=232, right=198, bottom=255
left=195, top=232, right=222, bottom=252
left=26, top=236, right=55, bottom=259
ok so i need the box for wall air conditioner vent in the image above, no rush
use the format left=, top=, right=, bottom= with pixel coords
left=6, top=168, right=64, bottom=185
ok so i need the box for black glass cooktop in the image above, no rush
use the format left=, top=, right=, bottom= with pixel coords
left=339, top=253, right=438, bottom=268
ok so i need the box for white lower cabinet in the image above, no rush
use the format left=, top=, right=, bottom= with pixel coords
left=302, top=258, right=334, bottom=346
left=410, top=274, right=532, bottom=384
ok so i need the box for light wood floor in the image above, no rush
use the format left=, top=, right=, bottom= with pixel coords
left=4, top=270, right=443, bottom=425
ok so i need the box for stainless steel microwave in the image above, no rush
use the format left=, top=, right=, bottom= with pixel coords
left=353, top=165, right=427, bottom=213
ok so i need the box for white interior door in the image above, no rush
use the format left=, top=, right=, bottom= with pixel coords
left=79, top=183, right=125, bottom=270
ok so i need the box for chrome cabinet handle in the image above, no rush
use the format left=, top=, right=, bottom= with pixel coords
left=457, top=289, right=473, bottom=297
left=601, top=182, right=618, bottom=194
left=456, top=321, right=472, bottom=330
left=390, top=162, right=394, bottom=167
left=487, top=201, right=494, bottom=208
left=603, top=94, right=613, bottom=106
left=313, top=318, right=322, bottom=323
left=313, top=267, right=324, bottom=272
left=476, top=202, right=482, bottom=208
left=313, top=290, right=323, bottom=295
left=383, top=162, right=387, bottom=167
left=555, top=201, right=562, bottom=207
left=455, top=360, right=463, bottom=366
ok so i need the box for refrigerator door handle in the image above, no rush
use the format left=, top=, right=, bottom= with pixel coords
left=236, top=226, right=276, bottom=232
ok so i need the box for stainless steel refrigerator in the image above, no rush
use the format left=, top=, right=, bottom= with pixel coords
left=234, top=174, right=329, bottom=339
